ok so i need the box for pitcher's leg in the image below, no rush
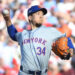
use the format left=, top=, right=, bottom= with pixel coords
left=18, top=70, right=32, bottom=75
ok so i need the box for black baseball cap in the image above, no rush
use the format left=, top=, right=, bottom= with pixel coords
left=28, top=5, right=47, bottom=16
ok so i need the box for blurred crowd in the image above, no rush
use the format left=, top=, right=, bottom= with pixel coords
left=0, top=0, right=75, bottom=75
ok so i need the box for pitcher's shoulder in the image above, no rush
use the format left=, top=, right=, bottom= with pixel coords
left=42, top=26, right=57, bottom=31
left=21, top=30, right=29, bottom=35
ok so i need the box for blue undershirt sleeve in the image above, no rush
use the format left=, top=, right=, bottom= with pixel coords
left=7, top=24, right=17, bottom=41
left=68, top=37, right=74, bottom=49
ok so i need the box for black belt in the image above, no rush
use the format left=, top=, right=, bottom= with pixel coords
left=20, top=65, right=47, bottom=75
left=28, top=70, right=41, bottom=75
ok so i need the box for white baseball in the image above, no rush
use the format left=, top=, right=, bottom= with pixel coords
left=3, top=9, right=9, bottom=15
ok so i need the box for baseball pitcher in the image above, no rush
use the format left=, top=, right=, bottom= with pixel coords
left=2, top=5, right=74, bottom=75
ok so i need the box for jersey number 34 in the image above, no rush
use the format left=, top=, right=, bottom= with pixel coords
left=36, top=47, right=46, bottom=56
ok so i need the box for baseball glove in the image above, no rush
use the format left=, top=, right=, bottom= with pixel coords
left=52, top=37, right=71, bottom=59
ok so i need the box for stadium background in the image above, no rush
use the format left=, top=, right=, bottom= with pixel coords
left=0, top=0, right=75, bottom=75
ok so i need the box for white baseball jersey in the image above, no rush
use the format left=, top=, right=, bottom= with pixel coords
left=15, top=25, right=65, bottom=75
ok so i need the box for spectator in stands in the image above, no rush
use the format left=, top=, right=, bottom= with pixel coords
left=48, top=56, right=62, bottom=75
left=57, top=17, right=72, bottom=37
left=62, top=55, right=75, bottom=75
left=12, top=3, right=28, bottom=29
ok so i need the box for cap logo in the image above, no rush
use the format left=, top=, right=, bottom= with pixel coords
left=38, top=6, right=41, bottom=8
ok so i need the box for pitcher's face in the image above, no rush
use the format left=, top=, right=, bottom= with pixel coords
left=29, top=10, right=44, bottom=27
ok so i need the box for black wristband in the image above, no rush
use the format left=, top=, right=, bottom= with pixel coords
left=64, top=53, right=70, bottom=60
left=60, top=53, right=70, bottom=60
